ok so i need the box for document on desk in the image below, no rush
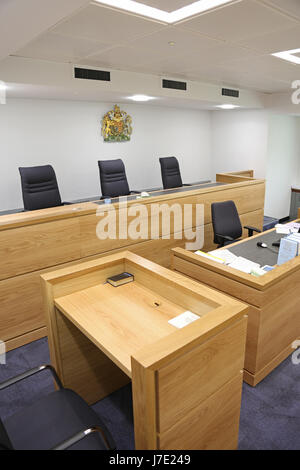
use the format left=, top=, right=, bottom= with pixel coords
left=284, top=222, right=300, bottom=233
left=208, top=249, right=238, bottom=265
left=168, top=311, right=200, bottom=329
left=194, top=250, right=225, bottom=264
left=228, top=256, right=260, bottom=274
left=275, top=224, right=291, bottom=234
left=277, top=238, right=298, bottom=266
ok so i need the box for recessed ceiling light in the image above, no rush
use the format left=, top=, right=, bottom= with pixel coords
left=272, top=48, right=300, bottom=65
left=95, top=0, right=235, bottom=24
left=168, top=41, right=176, bottom=46
left=216, top=104, right=240, bottom=109
left=127, top=94, right=156, bottom=102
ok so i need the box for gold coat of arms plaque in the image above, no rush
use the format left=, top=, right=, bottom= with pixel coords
left=102, top=105, right=132, bottom=142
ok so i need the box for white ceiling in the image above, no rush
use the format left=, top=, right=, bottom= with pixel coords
left=6, top=0, right=300, bottom=94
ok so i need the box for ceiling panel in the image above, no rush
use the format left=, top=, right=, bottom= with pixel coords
left=237, top=24, right=300, bottom=53
left=214, top=54, right=300, bottom=83
left=52, top=4, right=166, bottom=43
left=262, top=0, right=300, bottom=19
left=81, top=45, right=162, bottom=69
left=178, top=0, right=298, bottom=42
left=125, top=26, right=224, bottom=55
left=14, top=32, right=112, bottom=62
left=136, top=0, right=195, bottom=12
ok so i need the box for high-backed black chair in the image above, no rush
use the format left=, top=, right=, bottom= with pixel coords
left=19, top=165, right=69, bottom=211
left=98, top=159, right=138, bottom=198
left=211, top=200, right=261, bottom=248
left=0, top=365, right=115, bottom=450
left=159, top=156, right=195, bottom=190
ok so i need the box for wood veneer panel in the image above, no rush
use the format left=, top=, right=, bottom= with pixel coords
left=158, top=374, right=243, bottom=450
left=157, top=318, right=247, bottom=432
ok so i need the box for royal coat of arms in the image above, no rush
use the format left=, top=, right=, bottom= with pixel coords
left=102, top=105, right=132, bottom=142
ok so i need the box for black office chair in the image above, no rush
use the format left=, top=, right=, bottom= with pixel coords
left=159, top=157, right=192, bottom=190
left=0, top=365, right=115, bottom=450
left=19, top=165, right=70, bottom=211
left=98, top=159, right=139, bottom=198
left=211, top=200, right=261, bottom=248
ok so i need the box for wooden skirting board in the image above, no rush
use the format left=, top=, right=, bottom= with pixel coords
left=0, top=171, right=265, bottom=349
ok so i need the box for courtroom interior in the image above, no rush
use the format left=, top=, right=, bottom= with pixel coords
left=0, top=0, right=299, bottom=452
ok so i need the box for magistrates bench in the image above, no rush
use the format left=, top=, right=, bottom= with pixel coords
left=0, top=170, right=264, bottom=351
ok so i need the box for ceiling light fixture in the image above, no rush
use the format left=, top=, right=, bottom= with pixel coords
left=94, top=0, right=235, bottom=24
left=216, top=104, right=240, bottom=109
left=272, top=48, right=300, bottom=65
left=127, top=94, right=156, bottom=101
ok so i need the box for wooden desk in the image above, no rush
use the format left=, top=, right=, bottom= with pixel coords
left=172, top=215, right=300, bottom=387
left=0, top=171, right=264, bottom=351
left=41, top=251, right=248, bottom=450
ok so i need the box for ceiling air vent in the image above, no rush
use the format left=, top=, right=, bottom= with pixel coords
left=222, top=88, right=239, bottom=98
left=162, top=79, right=187, bottom=91
left=74, top=67, right=111, bottom=82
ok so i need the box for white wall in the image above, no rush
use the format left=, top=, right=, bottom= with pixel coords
left=210, top=110, right=269, bottom=178
left=0, top=98, right=212, bottom=210
left=211, top=110, right=300, bottom=219
left=264, top=115, right=300, bottom=219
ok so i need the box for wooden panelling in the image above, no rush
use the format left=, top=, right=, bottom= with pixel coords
left=157, top=318, right=247, bottom=433
left=55, top=312, right=130, bottom=405
left=172, top=219, right=300, bottom=386
left=158, top=373, right=243, bottom=450
left=0, top=172, right=265, bottom=350
left=5, top=327, right=47, bottom=353
left=0, top=272, right=47, bottom=341
left=0, top=218, right=81, bottom=279
left=255, top=290, right=300, bottom=372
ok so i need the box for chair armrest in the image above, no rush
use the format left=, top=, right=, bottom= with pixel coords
left=244, top=225, right=261, bottom=237
left=215, top=233, right=235, bottom=248
left=53, top=425, right=115, bottom=451
left=0, top=365, right=63, bottom=391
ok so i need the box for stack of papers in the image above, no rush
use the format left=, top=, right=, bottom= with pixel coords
left=275, top=224, right=291, bottom=234
left=208, top=249, right=238, bottom=265
left=228, top=256, right=261, bottom=274
left=194, top=250, right=225, bottom=264
left=284, top=222, right=300, bottom=233
left=196, top=249, right=268, bottom=276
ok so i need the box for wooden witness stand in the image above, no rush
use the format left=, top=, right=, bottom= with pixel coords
left=172, top=210, right=300, bottom=387
left=41, top=251, right=248, bottom=450
left=0, top=170, right=264, bottom=352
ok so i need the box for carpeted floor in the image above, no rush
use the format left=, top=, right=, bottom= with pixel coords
left=0, top=337, right=299, bottom=450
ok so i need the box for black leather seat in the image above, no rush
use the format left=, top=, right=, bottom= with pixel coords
left=159, top=157, right=183, bottom=189
left=211, top=200, right=261, bottom=248
left=0, top=365, right=115, bottom=450
left=98, top=159, right=138, bottom=198
left=19, top=165, right=68, bottom=211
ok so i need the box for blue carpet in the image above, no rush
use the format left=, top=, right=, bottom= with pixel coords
left=0, top=338, right=299, bottom=450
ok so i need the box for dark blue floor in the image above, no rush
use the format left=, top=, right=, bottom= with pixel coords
left=0, top=338, right=299, bottom=450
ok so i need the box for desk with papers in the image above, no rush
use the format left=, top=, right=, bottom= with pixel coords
left=172, top=215, right=300, bottom=386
